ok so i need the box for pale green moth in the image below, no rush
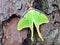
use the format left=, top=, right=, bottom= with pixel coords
left=17, top=9, right=49, bottom=41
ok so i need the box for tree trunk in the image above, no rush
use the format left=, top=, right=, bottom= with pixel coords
left=0, top=0, right=60, bottom=45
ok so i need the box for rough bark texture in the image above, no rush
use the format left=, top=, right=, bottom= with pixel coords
left=3, top=16, right=27, bottom=45
left=0, top=0, right=60, bottom=45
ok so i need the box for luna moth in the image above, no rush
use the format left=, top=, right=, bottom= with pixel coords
left=17, top=8, right=49, bottom=41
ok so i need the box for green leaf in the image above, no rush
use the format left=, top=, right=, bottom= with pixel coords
left=17, top=9, right=49, bottom=41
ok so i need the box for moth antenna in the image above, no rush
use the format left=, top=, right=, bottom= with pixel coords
left=24, top=0, right=33, bottom=8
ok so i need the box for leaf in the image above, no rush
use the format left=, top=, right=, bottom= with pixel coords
left=17, top=9, right=49, bottom=41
